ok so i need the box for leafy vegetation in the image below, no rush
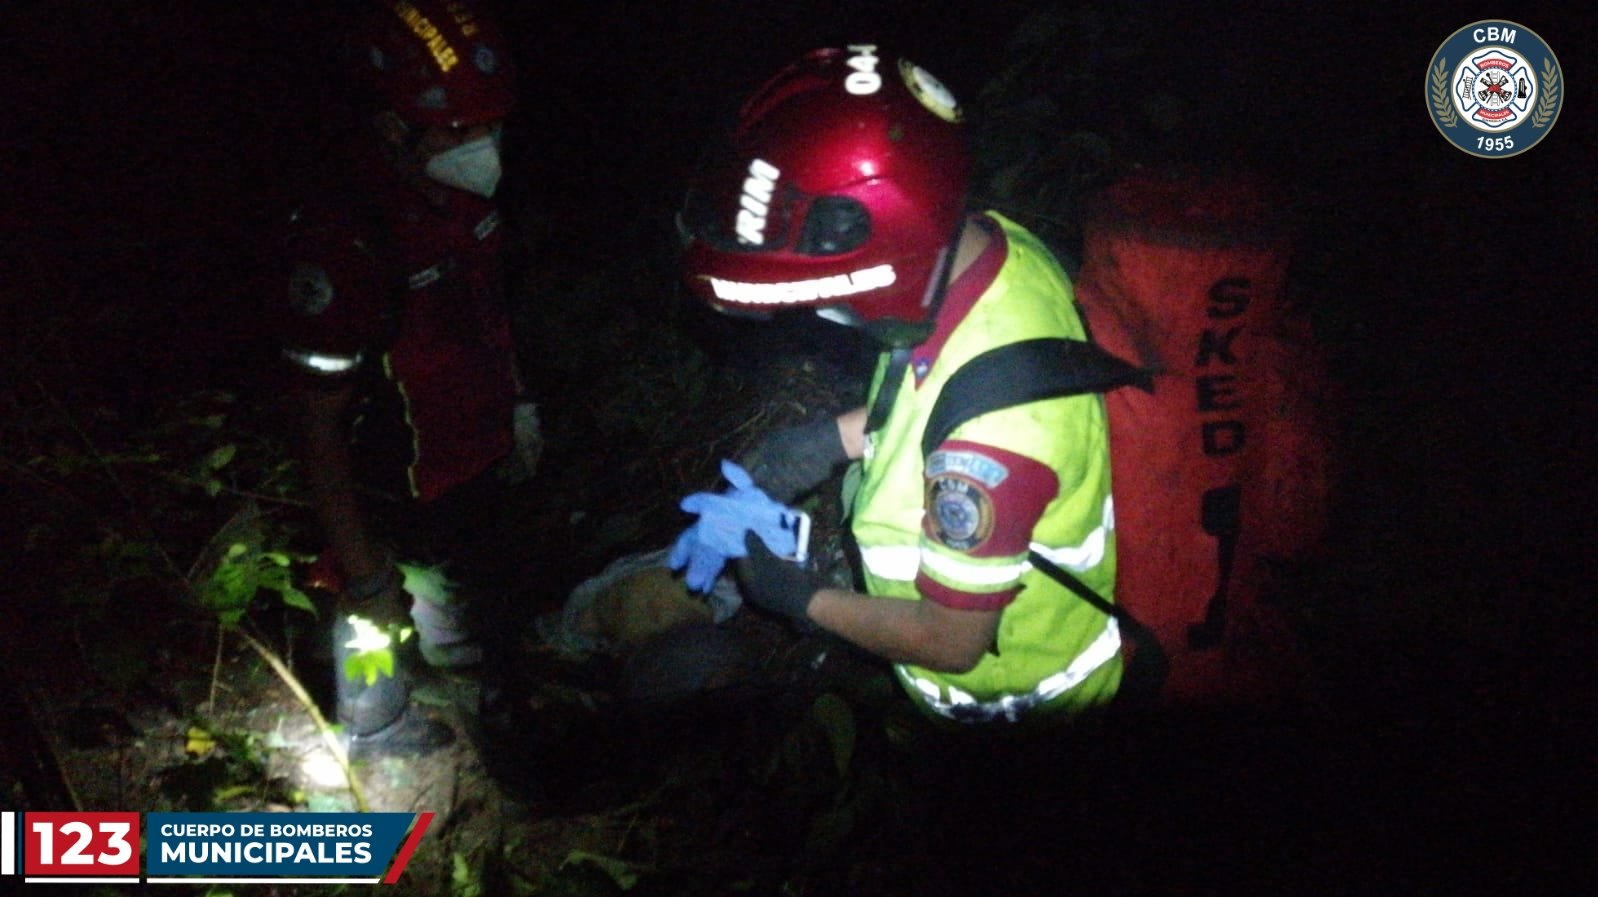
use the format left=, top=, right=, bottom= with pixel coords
left=0, top=230, right=905, bottom=895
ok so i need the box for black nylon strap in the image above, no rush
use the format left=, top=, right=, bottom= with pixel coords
left=921, top=337, right=1153, bottom=457
left=864, top=347, right=913, bottom=435
left=1028, top=549, right=1168, bottom=706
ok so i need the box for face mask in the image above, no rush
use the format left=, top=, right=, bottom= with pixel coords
left=424, top=129, right=502, bottom=198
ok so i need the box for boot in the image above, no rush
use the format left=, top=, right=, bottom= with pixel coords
left=410, top=594, right=484, bottom=669
left=332, top=615, right=454, bottom=758
left=347, top=707, right=455, bottom=760
left=401, top=564, right=485, bottom=669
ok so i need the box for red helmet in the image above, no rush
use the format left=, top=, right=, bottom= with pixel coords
left=358, top=0, right=516, bottom=128
left=679, top=46, right=969, bottom=343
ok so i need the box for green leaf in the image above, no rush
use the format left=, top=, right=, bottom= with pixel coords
left=342, top=655, right=367, bottom=687
left=279, top=586, right=317, bottom=616
left=213, top=783, right=258, bottom=804
left=205, top=444, right=237, bottom=471
left=186, top=726, right=217, bottom=757
left=343, top=646, right=396, bottom=687
left=397, top=561, right=455, bottom=605
left=452, top=852, right=484, bottom=897
left=201, top=551, right=259, bottom=617
left=561, top=850, right=639, bottom=891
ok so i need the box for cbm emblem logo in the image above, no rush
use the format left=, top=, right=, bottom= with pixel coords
left=1428, top=21, right=1562, bottom=158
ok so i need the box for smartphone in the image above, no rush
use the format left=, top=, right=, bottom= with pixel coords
left=783, top=511, right=811, bottom=565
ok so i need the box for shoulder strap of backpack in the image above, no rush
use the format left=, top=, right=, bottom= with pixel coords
left=920, top=337, right=1165, bottom=706
left=1026, top=548, right=1168, bottom=709
left=920, top=337, right=1153, bottom=457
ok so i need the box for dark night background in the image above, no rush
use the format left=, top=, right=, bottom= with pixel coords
left=8, top=0, right=1591, bottom=389
left=4, top=0, right=1595, bottom=892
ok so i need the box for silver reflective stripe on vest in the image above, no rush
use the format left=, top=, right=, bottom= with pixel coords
left=859, top=544, right=921, bottom=581
left=898, top=617, right=1122, bottom=724
left=283, top=348, right=363, bottom=374
left=1029, top=494, right=1114, bottom=572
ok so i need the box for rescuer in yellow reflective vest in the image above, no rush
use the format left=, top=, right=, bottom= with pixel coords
left=849, top=213, right=1120, bottom=723
left=676, top=46, right=1121, bottom=724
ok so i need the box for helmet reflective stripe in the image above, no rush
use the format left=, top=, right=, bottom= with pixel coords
left=707, top=263, right=896, bottom=305
left=735, top=158, right=782, bottom=245
left=284, top=348, right=363, bottom=374
left=896, top=618, right=1121, bottom=723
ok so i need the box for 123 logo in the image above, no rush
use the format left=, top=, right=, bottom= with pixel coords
left=22, top=812, right=143, bottom=881
left=1427, top=20, right=1562, bottom=158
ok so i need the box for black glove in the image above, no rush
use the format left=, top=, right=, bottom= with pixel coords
left=736, top=533, right=824, bottom=623
left=737, top=418, right=849, bottom=503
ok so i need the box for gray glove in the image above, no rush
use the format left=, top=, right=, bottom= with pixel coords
left=737, top=418, right=849, bottom=503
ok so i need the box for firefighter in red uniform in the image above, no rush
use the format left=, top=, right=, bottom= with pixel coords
left=276, top=0, right=538, bottom=756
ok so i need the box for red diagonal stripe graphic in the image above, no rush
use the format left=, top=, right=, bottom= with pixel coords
left=382, top=812, right=435, bottom=885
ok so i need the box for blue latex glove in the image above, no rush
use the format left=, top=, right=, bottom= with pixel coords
left=720, top=460, right=803, bottom=555
left=668, top=460, right=801, bottom=592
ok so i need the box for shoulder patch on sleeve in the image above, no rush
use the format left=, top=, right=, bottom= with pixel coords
left=926, top=474, right=996, bottom=551
left=926, top=448, right=1009, bottom=487
left=923, top=440, right=1060, bottom=559
left=288, top=262, right=334, bottom=316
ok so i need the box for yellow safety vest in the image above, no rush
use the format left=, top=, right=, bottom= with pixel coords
left=853, top=212, right=1121, bottom=723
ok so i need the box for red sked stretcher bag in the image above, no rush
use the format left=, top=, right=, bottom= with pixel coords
left=1075, top=174, right=1333, bottom=706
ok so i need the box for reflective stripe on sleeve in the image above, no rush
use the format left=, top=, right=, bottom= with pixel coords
left=864, top=495, right=1114, bottom=586
left=919, top=550, right=1030, bottom=587
left=859, top=544, right=921, bottom=581
left=283, top=348, right=363, bottom=374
